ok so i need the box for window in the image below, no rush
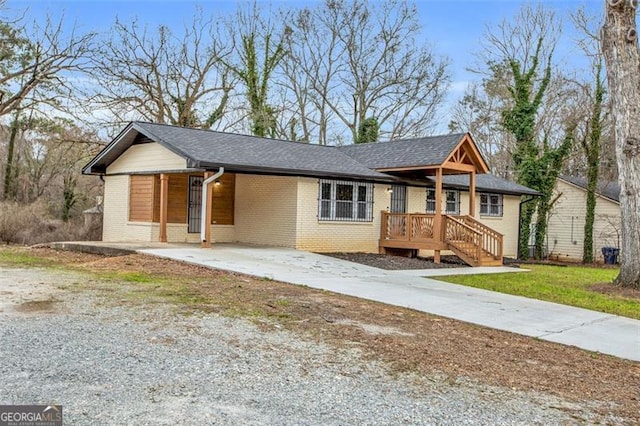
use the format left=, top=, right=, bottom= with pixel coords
left=426, top=189, right=459, bottom=214
left=446, top=190, right=460, bottom=215
left=480, top=193, right=503, bottom=217
left=318, top=179, right=374, bottom=221
left=426, top=189, right=436, bottom=213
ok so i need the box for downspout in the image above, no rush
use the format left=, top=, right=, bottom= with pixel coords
left=517, top=196, right=537, bottom=259
left=200, top=167, right=224, bottom=244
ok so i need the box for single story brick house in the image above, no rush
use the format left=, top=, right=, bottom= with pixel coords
left=83, top=122, right=538, bottom=266
left=545, top=176, right=621, bottom=262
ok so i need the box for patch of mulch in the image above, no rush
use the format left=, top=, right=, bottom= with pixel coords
left=4, top=246, right=640, bottom=424
left=589, top=283, right=640, bottom=300
left=324, top=252, right=468, bottom=270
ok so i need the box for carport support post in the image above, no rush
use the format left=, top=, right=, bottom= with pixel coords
left=159, top=173, right=169, bottom=243
left=201, top=172, right=213, bottom=248
left=434, top=167, right=443, bottom=264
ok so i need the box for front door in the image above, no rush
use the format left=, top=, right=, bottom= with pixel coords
left=188, top=176, right=203, bottom=233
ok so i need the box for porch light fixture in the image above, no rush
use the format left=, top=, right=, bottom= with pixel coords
left=386, top=187, right=393, bottom=194
left=214, top=180, right=221, bottom=186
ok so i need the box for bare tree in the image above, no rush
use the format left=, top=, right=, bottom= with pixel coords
left=0, top=11, right=94, bottom=117
left=0, top=6, right=94, bottom=199
left=569, top=9, right=610, bottom=263
left=282, top=0, right=449, bottom=144
left=601, top=0, right=640, bottom=289
left=88, top=9, right=233, bottom=129
left=449, top=65, right=516, bottom=177
left=222, top=3, right=286, bottom=138
left=278, top=6, right=341, bottom=144
left=468, top=3, right=578, bottom=259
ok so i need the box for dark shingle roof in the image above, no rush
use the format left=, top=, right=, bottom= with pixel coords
left=83, top=122, right=539, bottom=196
left=560, top=176, right=620, bottom=202
left=338, top=134, right=466, bottom=169
left=425, top=174, right=541, bottom=196
left=84, top=122, right=394, bottom=182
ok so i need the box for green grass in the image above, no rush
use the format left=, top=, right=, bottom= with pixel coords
left=0, top=249, right=57, bottom=268
left=437, top=265, right=640, bottom=320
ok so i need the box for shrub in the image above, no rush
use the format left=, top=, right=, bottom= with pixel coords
left=0, top=201, right=102, bottom=244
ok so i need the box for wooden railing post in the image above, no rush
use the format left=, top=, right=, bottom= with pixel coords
left=159, top=173, right=168, bottom=243
left=379, top=211, right=388, bottom=253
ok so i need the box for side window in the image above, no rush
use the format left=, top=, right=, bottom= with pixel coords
left=480, top=193, right=503, bottom=217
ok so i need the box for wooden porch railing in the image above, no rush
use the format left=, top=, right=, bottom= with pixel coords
left=380, top=211, right=504, bottom=267
left=460, top=215, right=504, bottom=260
left=381, top=212, right=436, bottom=242
left=443, top=215, right=482, bottom=265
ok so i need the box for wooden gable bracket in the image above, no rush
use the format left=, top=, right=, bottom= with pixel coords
left=442, top=133, right=489, bottom=174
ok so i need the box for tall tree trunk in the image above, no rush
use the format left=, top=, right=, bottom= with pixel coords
left=601, top=0, right=640, bottom=289
left=2, top=111, right=20, bottom=200
left=519, top=201, right=537, bottom=260
left=582, top=61, right=605, bottom=263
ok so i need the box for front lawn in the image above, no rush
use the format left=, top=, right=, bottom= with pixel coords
left=436, top=265, right=640, bottom=320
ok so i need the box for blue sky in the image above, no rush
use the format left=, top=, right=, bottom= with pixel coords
left=10, top=0, right=603, bottom=130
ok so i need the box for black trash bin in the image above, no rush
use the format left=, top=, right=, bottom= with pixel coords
left=601, top=247, right=620, bottom=265
left=611, top=248, right=620, bottom=264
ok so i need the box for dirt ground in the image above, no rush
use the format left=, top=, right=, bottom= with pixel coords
left=323, top=252, right=468, bottom=269
left=4, top=246, right=640, bottom=424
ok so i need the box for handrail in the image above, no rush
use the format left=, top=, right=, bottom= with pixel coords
left=444, top=215, right=481, bottom=236
left=461, top=215, right=503, bottom=260
left=443, top=215, right=482, bottom=262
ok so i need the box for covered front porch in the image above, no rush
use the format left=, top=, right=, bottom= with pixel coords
left=377, top=134, right=503, bottom=267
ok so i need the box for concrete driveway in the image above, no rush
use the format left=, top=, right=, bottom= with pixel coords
left=133, top=244, right=639, bottom=362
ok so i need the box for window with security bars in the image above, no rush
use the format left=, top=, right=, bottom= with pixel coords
left=480, top=193, right=503, bottom=217
left=426, top=189, right=460, bottom=214
left=318, top=179, right=374, bottom=221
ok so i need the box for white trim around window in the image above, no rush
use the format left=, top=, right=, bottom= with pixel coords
left=480, top=193, right=503, bottom=217
left=318, top=179, right=374, bottom=222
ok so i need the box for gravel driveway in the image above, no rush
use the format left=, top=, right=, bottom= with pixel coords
left=0, top=267, right=598, bottom=425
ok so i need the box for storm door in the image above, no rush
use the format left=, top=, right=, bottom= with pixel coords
left=188, top=176, right=204, bottom=233
left=390, top=185, right=407, bottom=213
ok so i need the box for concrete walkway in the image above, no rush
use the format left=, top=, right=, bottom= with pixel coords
left=134, top=244, right=640, bottom=362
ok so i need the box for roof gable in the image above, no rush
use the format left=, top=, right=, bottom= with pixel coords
left=442, top=134, right=490, bottom=174
left=559, top=176, right=620, bottom=203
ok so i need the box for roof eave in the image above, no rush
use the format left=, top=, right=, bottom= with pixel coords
left=194, top=161, right=399, bottom=183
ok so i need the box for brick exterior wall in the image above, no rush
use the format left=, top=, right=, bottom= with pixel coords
left=102, top=175, right=129, bottom=242
left=294, top=178, right=389, bottom=253
left=234, top=174, right=298, bottom=247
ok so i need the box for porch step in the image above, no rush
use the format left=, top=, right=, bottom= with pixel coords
left=446, top=241, right=502, bottom=267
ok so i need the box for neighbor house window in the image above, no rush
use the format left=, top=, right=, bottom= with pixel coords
left=318, top=179, right=374, bottom=221
left=480, top=193, right=503, bottom=217
left=426, top=189, right=460, bottom=214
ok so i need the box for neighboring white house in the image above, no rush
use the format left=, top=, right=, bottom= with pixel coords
left=546, top=176, right=621, bottom=262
